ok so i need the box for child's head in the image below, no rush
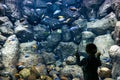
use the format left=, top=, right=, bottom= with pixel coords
left=86, top=43, right=97, bottom=55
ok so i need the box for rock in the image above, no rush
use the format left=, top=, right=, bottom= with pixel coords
left=78, top=39, right=90, bottom=54
left=60, top=75, right=68, bottom=80
left=1, top=35, right=19, bottom=74
left=54, top=42, right=78, bottom=60
left=40, top=75, right=52, bottom=80
left=87, top=12, right=117, bottom=35
left=109, top=45, right=120, bottom=58
left=19, top=68, right=31, bottom=79
left=0, top=16, right=12, bottom=25
left=62, top=0, right=77, bottom=6
left=31, top=64, right=47, bottom=76
left=60, top=65, right=83, bottom=79
left=19, top=41, right=44, bottom=67
left=73, top=19, right=87, bottom=29
left=6, top=0, right=22, bottom=21
left=55, top=60, right=62, bottom=67
left=10, top=10, right=21, bottom=22
left=104, top=78, right=114, bottom=80
left=28, top=74, right=37, bottom=80
left=36, top=0, right=47, bottom=8
left=98, top=67, right=111, bottom=79
left=70, top=26, right=82, bottom=44
left=111, top=0, right=120, bottom=20
left=23, top=0, right=47, bottom=8
left=14, top=20, right=34, bottom=42
left=22, top=7, right=40, bottom=24
left=113, top=21, right=120, bottom=45
left=39, top=30, right=61, bottom=52
left=0, top=62, right=4, bottom=70
left=49, top=70, right=59, bottom=77
left=72, top=78, right=81, bottom=80
left=61, top=25, right=71, bottom=42
left=0, top=26, right=14, bottom=36
left=79, top=31, right=95, bottom=54
left=65, top=56, right=76, bottom=65
left=0, top=34, right=7, bottom=42
left=94, top=34, right=114, bottom=63
left=23, top=0, right=33, bottom=7
left=41, top=51, right=56, bottom=65
left=109, top=45, right=120, bottom=79
left=0, top=3, right=6, bottom=16
left=0, top=16, right=14, bottom=35
left=36, top=8, right=47, bottom=18
left=117, top=76, right=120, bottom=80
left=39, top=41, right=53, bottom=52
left=81, top=0, right=105, bottom=20
left=23, top=0, right=47, bottom=24
left=98, top=0, right=112, bottom=18
left=82, top=0, right=105, bottom=9
left=41, top=17, right=62, bottom=30
left=33, top=24, right=50, bottom=41
left=82, top=31, right=96, bottom=42
left=62, top=7, right=80, bottom=19
left=47, top=30, right=61, bottom=47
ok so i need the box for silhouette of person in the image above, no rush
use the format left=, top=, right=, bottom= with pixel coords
left=75, top=43, right=101, bottom=80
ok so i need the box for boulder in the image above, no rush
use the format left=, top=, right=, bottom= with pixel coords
left=54, top=42, right=78, bottom=60
left=47, top=30, right=61, bottom=47
left=23, top=0, right=33, bottom=7
left=113, top=21, right=120, bottom=45
left=109, top=45, right=120, bottom=59
left=1, top=35, right=19, bottom=74
left=65, top=56, right=76, bottom=65
left=23, top=0, right=47, bottom=8
left=0, top=16, right=12, bottom=26
left=98, top=67, right=111, bottom=79
left=109, top=45, right=120, bottom=79
left=61, top=25, right=71, bottom=42
left=62, top=7, right=80, bottom=19
left=0, top=16, right=14, bottom=35
left=82, top=31, right=96, bottom=42
left=41, top=17, right=62, bottom=30
left=23, top=0, right=47, bottom=24
left=81, top=0, right=105, bottom=20
left=31, top=64, right=47, bottom=76
left=82, top=0, right=105, bottom=9
left=5, top=0, right=21, bottom=22
left=94, top=34, right=114, bottom=63
left=111, top=0, right=120, bottom=20
left=14, top=20, right=34, bottom=42
left=78, top=31, right=96, bottom=53
left=22, top=7, right=42, bottom=24
left=33, top=24, right=50, bottom=41
left=98, top=0, right=112, bottom=18
left=62, top=0, right=77, bottom=6
left=87, top=12, right=117, bottom=35
left=0, top=26, right=14, bottom=36
left=41, top=51, right=56, bottom=65
left=0, top=34, right=7, bottom=42
left=39, top=30, right=61, bottom=52
left=73, top=19, right=87, bottom=29
left=70, top=26, right=82, bottom=44
left=104, top=78, right=114, bottom=80
left=60, top=65, right=83, bottom=79
left=19, top=41, right=44, bottom=67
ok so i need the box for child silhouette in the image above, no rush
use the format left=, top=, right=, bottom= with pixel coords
left=75, top=43, right=101, bottom=80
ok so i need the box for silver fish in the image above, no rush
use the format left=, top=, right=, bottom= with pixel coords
left=53, top=10, right=61, bottom=15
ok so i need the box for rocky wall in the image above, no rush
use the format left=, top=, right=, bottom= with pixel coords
left=0, top=0, right=120, bottom=80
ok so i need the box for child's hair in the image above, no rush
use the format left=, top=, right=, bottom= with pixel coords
left=86, top=43, right=97, bottom=55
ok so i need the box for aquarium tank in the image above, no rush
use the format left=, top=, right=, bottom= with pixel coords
left=0, top=0, right=120, bottom=80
